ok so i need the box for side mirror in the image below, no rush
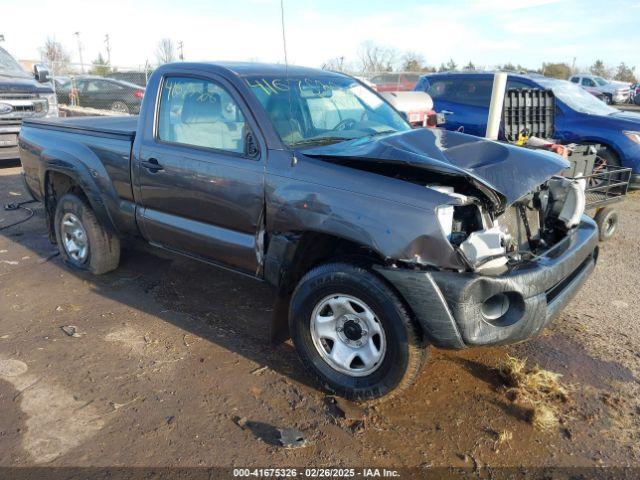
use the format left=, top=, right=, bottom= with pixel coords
left=34, top=64, right=50, bottom=83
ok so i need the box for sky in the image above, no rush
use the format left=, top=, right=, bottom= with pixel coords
left=2, top=0, right=639, bottom=74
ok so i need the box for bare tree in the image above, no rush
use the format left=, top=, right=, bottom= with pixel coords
left=155, top=38, right=176, bottom=65
left=39, top=37, right=72, bottom=73
left=322, top=56, right=347, bottom=72
left=357, top=41, right=398, bottom=74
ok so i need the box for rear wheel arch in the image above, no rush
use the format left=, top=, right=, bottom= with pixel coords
left=44, top=169, right=118, bottom=240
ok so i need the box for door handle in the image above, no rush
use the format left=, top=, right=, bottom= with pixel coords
left=441, top=110, right=455, bottom=115
left=140, top=158, right=164, bottom=172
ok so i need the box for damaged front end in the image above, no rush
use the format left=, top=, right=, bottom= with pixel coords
left=433, top=176, right=587, bottom=273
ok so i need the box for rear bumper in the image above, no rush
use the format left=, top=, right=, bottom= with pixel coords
left=375, top=216, right=599, bottom=349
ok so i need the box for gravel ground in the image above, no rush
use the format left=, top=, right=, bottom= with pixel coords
left=0, top=163, right=638, bottom=474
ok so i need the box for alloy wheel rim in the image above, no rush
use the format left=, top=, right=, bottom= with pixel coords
left=310, top=294, right=386, bottom=377
left=61, top=212, right=89, bottom=263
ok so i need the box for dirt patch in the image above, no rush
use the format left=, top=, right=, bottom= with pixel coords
left=0, top=357, right=107, bottom=464
left=517, top=333, right=638, bottom=390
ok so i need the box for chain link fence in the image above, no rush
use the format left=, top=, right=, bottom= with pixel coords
left=43, top=60, right=423, bottom=117
left=45, top=62, right=153, bottom=116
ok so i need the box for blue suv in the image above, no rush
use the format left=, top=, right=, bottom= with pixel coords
left=414, top=72, right=640, bottom=188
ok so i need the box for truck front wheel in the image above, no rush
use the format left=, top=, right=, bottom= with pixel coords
left=54, top=193, right=120, bottom=275
left=289, top=263, right=425, bottom=402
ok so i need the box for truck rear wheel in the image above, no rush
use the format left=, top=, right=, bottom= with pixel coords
left=54, top=193, right=120, bottom=274
left=289, top=262, right=425, bottom=402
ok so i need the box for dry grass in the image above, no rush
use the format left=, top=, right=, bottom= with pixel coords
left=530, top=404, right=559, bottom=431
left=499, top=355, right=570, bottom=431
left=493, top=429, right=513, bottom=451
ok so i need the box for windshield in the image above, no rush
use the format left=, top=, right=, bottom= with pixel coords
left=244, top=74, right=411, bottom=147
left=594, top=76, right=609, bottom=86
left=0, top=47, right=29, bottom=78
left=536, top=77, right=617, bottom=116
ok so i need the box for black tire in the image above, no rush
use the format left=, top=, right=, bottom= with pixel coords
left=635, top=95, right=640, bottom=106
left=603, top=94, right=613, bottom=105
left=289, top=262, right=426, bottom=402
left=590, top=145, right=621, bottom=188
left=110, top=101, right=130, bottom=114
left=54, top=192, right=120, bottom=274
left=594, top=207, right=619, bottom=242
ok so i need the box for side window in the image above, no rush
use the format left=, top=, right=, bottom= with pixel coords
left=104, top=82, right=124, bottom=91
left=157, top=76, right=246, bottom=155
left=426, top=80, right=456, bottom=101
left=581, top=78, right=595, bottom=87
left=570, top=77, right=580, bottom=84
left=451, top=79, right=493, bottom=107
left=86, top=80, right=109, bottom=92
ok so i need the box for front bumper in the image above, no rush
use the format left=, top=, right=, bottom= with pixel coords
left=0, top=123, right=21, bottom=162
left=612, top=93, right=629, bottom=103
left=375, top=216, right=599, bottom=349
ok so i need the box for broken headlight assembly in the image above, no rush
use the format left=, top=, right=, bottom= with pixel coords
left=433, top=188, right=511, bottom=271
left=433, top=176, right=586, bottom=272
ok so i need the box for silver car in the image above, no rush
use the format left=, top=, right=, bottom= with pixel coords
left=569, top=74, right=630, bottom=105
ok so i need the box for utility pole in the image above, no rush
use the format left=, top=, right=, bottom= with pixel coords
left=73, top=31, right=85, bottom=73
left=105, top=34, right=111, bottom=65
left=178, top=41, right=184, bottom=61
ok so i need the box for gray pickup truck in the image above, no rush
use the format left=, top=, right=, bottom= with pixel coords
left=0, top=46, right=57, bottom=161
left=19, top=62, right=599, bottom=401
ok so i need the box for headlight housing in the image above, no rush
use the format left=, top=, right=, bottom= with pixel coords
left=41, top=93, right=59, bottom=118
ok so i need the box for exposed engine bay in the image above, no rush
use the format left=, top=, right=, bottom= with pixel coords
left=431, top=177, right=586, bottom=272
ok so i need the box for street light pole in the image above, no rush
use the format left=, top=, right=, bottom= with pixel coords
left=73, top=31, right=85, bottom=73
left=105, top=34, right=111, bottom=65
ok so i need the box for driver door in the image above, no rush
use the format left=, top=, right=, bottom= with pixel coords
left=136, top=75, right=265, bottom=275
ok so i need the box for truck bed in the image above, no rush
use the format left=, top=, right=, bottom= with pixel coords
left=23, top=115, right=138, bottom=140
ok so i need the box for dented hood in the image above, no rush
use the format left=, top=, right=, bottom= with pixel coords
left=301, top=128, right=569, bottom=207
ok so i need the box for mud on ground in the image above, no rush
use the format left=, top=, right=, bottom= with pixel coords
left=0, top=164, right=638, bottom=470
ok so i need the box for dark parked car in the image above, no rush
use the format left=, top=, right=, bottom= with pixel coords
left=415, top=72, right=640, bottom=188
left=56, top=76, right=145, bottom=114
left=19, top=62, right=598, bottom=401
